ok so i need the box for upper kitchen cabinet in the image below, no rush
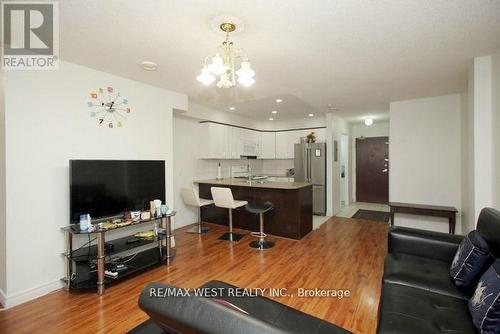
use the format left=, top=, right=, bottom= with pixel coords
left=198, top=122, right=232, bottom=159
left=260, top=132, right=276, bottom=159
left=199, top=123, right=261, bottom=159
left=199, top=121, right=326, bottom=160
left=240, top=128, right=261, bottom=157
left=275, top=130, right=302, bottom=159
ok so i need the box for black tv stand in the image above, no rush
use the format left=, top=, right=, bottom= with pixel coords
left=61, top=212, right=176, bottom=295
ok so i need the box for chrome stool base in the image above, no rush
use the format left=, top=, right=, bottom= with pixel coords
left=250, top=240, right=275, bottom=249
left=250, top=231, right=266, bottom=238
left=219, top=232, right=244, bottom=242
left=186, top=225, right=210, bottom=234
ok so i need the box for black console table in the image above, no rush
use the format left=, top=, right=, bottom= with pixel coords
left=61, top=212, right=176, bottom=295
left=389, top=202, right=458, bottom=234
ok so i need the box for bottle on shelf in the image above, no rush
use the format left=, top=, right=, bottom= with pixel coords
left=216, top=162, right=222, bottom=180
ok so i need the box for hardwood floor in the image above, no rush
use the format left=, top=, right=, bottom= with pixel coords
left=0, top=217, right=388, bottom=334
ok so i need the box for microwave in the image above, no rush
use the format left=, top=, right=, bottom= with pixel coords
left=240, top=138, right=259, bottom=157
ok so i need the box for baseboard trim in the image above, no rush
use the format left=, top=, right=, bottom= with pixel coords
left=0, top=280, right=63, bottom=309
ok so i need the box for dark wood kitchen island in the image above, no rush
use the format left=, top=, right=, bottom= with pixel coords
left=195, top=178, right=313, bottom=240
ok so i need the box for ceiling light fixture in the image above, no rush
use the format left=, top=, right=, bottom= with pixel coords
left=196, top=22, right=255, bottom=88
left=308, top=113, right=314, bottom=117
left=364, top=118, right=374, bottom=126
left=269, top=118, right=274, bottom=121
left=229, top=106, right=235, bottom=111
left=271, top=110, right=278, bottom=114
left=140, top=61, right=158, bottom=71
left=276, top=99, right=283, bottom=103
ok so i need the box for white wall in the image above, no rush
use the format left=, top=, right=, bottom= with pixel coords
left=472, top=56, right=494, bottom=221
left=3, top=61, right=187, bottom=307
left=326, top=113, right=349, bottom=216
left=492, top=52, right=500, bottom=209
left=173, top=116, right=202, bottom=229
left=0, top=69, right=6, bottom=304
left=462, top=53, right=500, bottom=230
left=389, top=95, right=462, bottom=233
left=350, top=122, right=390, bottom=202
left=461, top=71, right=474, bottom=233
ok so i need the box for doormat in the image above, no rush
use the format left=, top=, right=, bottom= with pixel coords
left=352, top=209, right=390, bottom=222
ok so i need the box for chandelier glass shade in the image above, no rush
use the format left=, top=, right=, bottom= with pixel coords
left=197, top=22, right=255, bottom=88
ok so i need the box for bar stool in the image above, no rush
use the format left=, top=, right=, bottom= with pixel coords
left=210, top=187, right=247, bottom=242
left=245, top=202, right=275, bottom=249
left=180, top=187, right=213, bottom=234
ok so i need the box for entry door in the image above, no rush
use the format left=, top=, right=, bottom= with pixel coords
left=356, top=137, right=389, bottom=204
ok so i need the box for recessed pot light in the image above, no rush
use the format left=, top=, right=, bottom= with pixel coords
left=271, top=110, right=278, bottom=114
left=308, top=113, right=314, bottom=117
left=327, top=103, right=338, bottom=111
left=269, top=117, right=274, bottom=121
left=229, top=107, right=235, bottom=111
left=364, top=118, right=374, bottom=126
left=140, top=61, right=158, bottom=71
left=275, top=99, right=283, bottom=103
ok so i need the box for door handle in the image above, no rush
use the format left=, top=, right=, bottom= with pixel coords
left=382, top=169, right=388, bottom=173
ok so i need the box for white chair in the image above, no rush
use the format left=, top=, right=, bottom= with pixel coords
left=181, top=187, right=213, bottom=234
left=210, top=187, right=248, bottom=242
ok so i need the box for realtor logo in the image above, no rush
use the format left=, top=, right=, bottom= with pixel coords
left=1, top=1, right=59, bottom=70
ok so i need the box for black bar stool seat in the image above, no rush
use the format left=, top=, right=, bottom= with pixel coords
left=245, top=202, right=275, bottom=249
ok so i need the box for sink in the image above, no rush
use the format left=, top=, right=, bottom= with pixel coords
left=233, top=179, right=268, bottom=184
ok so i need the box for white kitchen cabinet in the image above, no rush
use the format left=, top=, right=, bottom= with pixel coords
left=199, top=123, right=261, bottom=159
left=260, top=132, right=276, bottom=159
left=198, top=122, right=231, bottom=159
left=275, top=130, right=303, bottom=159
left=199, top=122, right=326, bottom=160
left=229, top=127, right=242, bottom=159
left=231, top=128, right=261, bottom=158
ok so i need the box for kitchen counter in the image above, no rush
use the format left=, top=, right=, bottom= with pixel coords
left=195, top=179, right=312, bottom=239
left=195, top=178, right=309, bottom=190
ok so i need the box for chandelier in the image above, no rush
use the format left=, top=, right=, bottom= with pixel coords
left=196, top=22, right=255, bottom=88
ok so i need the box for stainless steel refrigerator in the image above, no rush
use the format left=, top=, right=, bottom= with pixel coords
left=294, top=142, right=326, bottom=215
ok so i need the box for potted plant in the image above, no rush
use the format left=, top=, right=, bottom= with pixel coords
left=306, top=131, right=317, bottom=143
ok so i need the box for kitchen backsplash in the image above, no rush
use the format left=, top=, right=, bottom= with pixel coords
left=261, top=159, right=294, bottom=176
left=194, top=159, right=294, bottom=180
left=194, top=159, right=263, bottom=180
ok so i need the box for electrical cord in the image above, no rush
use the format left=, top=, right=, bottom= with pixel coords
left=70, top=235, right=97, bottom=256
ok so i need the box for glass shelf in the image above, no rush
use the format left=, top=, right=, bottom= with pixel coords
left=61, top=211, right=176, bottom=235
left=61, top=233, right=169, bottom=261
left=62, top=211, right=176, bottom=295
left=60, top=246, right=174, bottom=290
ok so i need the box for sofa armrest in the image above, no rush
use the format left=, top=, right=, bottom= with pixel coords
left=138, top=283, right=291, bottom=334
left=388, top=227, right=464, bottom=263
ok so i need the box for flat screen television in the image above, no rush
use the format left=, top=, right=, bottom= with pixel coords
left=70, top=160, right=165, bottom=223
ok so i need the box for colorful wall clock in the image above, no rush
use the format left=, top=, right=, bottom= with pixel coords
left=87, top=86, right=131, bottom=128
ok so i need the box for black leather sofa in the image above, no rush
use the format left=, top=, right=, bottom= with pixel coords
left=377, top=207, right=500, bottom=334
left=129, top=280, right=351, bottom=334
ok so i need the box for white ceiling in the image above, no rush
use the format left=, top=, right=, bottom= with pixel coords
left=220, top=94, right=318, bottom=120
left=59, top=1, right=500, bottom=122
